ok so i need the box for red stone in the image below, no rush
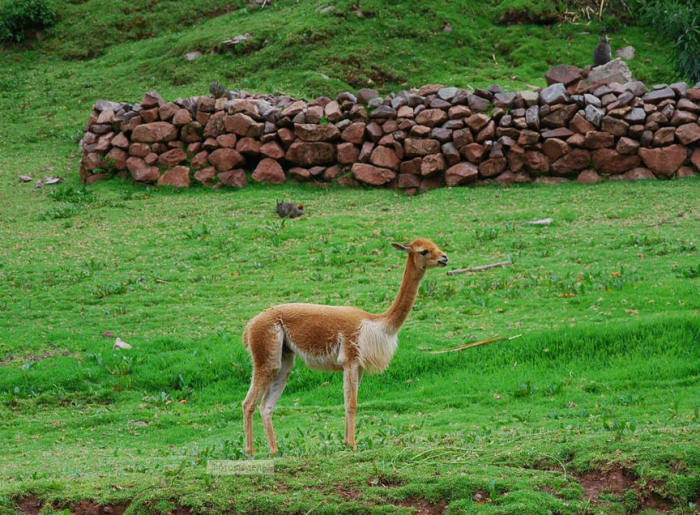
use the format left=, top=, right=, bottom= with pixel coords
left=404, top=138, right=441, bottom=157
left=479, top=157, right=507, bottom=178
left=172, top=109, right=193, bottom=126
left=105, top=147, right=128, bottom=170
left=252, top=158, right=286, bottom=184
left=415, top=109, right=448, bottom=127
left=584, top=131, right=615, bottom=149
left=460, top=143, right=486, bottom=163
left=217, top=169, right=248, bottom=189
left=126, top=157, right=159, bottom=182
left=542, top=138, right=570, bottom=161
left=352, top=163, right=396, bottom=186
left=445, top=162, right=478, bottom=186
left=577, top=170, right=601, bottom=183
left=638, top=144, right=688, bottom=177
left=158, top=166, right=190, bottom=187
left=421, top=153, right=446, bottom=176
left=337, top=142, right=360, bottom=165
left=592, top=149, right=641, bottom=174
left=260, top=141, right=285, bottom=159
left=157, top=148, right=187, bottom=168
left=523, top=151, right=550, bottom=173
left=209, top=148, right=245, bottom=172
left=216, top=133, right=237, bottom=148
left=551, top=149, right=591, bottom=176
left=295, top=123, right=341, bottom=142
left=236, top=137, right=261, bottom=157
left=193, top=167, right=216, bottom=186
left=675, top=123, right=700, bottom=145
left=370, top=146, right=400, bottom=170
left=398, top=173, right=422, bottom=189
left=191, top=151, right=210, bottom=170
left=285, top=141, right=336, bottom=166
left=341, top=123, right=367, bottom=145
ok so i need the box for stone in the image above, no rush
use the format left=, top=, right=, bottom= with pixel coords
left=643, top=87, right=676, bottom=104
left=495, top=171, right=532, bottom=185
left=460, top=143, right=486, bottom=163
left=577, top=170, right=601, bottom=183
left=181, top=122, right=203, bottom=143
left=295, top=123, right=340, bottom=142
left=366, top=122, right=384, bottom=142
left=415, top=109, right=448, bottom=127
left=225, top=113, right=256, bottom=136
left=216, top=133, right=237, bottom=148
left=542, top=104, right=578, bottom=129
left=397, top=105, right=414, bottom=118
left=543, top=138, right=569, bottom=161
left=671, top=109, right=698, bottom=125
left=357, top=88, right=379, bottom=104
left=467, top=94, right=490, bottom=112
left=438, top=87, right=459, bottom=100
left=585, top=105, right=605, bottom=127
left=526, top=105, right=540, bottom=131
left=570, top=114, right=596, bottom=134
left=445, top=162, right=478, bottom=186
left=398, top=173, right=422, bottom=189
left=104, top=147, right=127, bottom=170
left=541, top=127, right=574, bottom=139
left=540, top=83, right=568, bottom=105
left=653, top=127, right=676, bottom=147
left=616, top=46, right=635, bottom=60
left=352, top=163, right=396, bottom=185
left=157, top=148, right=188, bottom=168
left=616, top=137, right=640, bottom=155
left=288, top=167, right=311, bottom=181
left=507, top=144, right=525, bottom=172
left=601, top=116, right=629, bottom=137
left=324, top=101, right=343, bottom=123
left=441, top=142, right=460, bottom=167
left=523, top=151, right=550, bottom=174
left=419, top=176, right=444, bottom=193
left=692, top=148, right=700, bottom=170
left=400, top=157, right=422, bottom=175
left=417, top=84, right=443, bottom=96
left=129, top=143, right=150, bottom=158
left=144, top=152, right=159, bottom=165
left=453, top=128, right=473, bottom=148
left=464, top=113, right=490, bottom=132
left=448, top=105, right=471, bottom=119
left=281, top=100, right=305, bottom=117
left=622, top=167, right=655, bottom=181
left=518, top=130, right=540, bottom=146
left=236, top=137, right=261, bottom=156
left=126, top=157, right=159, bottom=182
left=370, top=146, right=400, bottom=170
left=592, top=149, right=641, bottom=174
left=341, top=122, right=367, bottom=145
left=193, top=167, right=216, bottom=186
left=677, top=166, right=697, bottom=178
left=494, top=92, right=517, bottom=108
left=584, top=58, right=632, bottom=86
left=638, top=144, right=688, bottom=177
left=190, top=151, right=210, bottom=170
left=252, top=158, right=286, bottom=184
left=209, top=148, right=245, bottom=172
left=260, top=141, right=285, bottom=160
left=158, top=166, right=190, bottom=187
left=285, top=141, right=336, bottom=166
left=584, top=131, right=614, bottom=150
left=476, top=120, right=496, bottom=142
left=217, top=169, right=248, bottom=189
left=370, top=105, right=397, bottom=119
left=624, top=108, right=646, bottom=124
left=141, top=91, right=165, bottom=109
left=551, top=149, right=591, bottom=176
left=545, top=64, right=583, bottom=87
left=519, top=90, right=539, bottom=107
left=404, top=138, right=441, bottom=157
left=337, top=142, right=360, bottom=164
left=132, top=122, right=178, bottom=143
left=676, top=123, right=700, bottom=145
left=420, top=153, right=446, bottom=176
left=478, top=157, right=507, bottom=178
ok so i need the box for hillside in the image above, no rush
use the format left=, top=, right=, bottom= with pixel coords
left=0, top=0, right=679, bottom=175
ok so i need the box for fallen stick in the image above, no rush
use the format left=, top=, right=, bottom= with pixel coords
left=429, top=334, right=522, bottom=354
left=522, top=217, right=553, bottom=226
left=446, top=260, right=512, bottom=276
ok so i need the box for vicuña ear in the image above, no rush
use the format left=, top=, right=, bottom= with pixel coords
left=392, top=242, right=410, bottom=252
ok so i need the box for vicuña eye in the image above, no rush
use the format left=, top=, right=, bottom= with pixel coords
left=420, top=250, right=429, bottom=256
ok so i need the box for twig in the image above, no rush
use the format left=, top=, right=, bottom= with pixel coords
left=429, top=334, right=521, bottom=354
left=446, top=260, right=512, bottom=276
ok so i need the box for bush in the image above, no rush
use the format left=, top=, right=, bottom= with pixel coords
left=0, top=0, right=57, bottom=43
left=634, top=0, right=700, bottom=83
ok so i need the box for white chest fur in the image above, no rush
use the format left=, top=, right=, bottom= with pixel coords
left=356, top=319, right=398, bottom=374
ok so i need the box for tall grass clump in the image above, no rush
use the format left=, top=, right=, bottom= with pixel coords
left=0, top=0, right=56, bottom=43
left=634, top=0, right=700, bottom=82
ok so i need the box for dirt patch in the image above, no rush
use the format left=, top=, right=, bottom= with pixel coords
left=17, top=496, right=41, bottom=515
left=1, top=346, right=75, bottom=367
left=574, top=464, right=674, bottom=513
left=395, top=498, right=447, bottom=515
left=16, top=497, right=129, bottom=515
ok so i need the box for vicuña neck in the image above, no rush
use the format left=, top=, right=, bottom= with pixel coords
left=379, top=255, right=425, bottom=334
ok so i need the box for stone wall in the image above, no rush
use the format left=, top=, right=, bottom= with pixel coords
left=80, top=78, right=700, bottom=192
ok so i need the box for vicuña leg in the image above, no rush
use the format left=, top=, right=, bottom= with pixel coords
left=343, top=364, right=362, bottom=450
left=259, top=351, right=295, bottom=454
left=242, top=368, right=274, bottom=456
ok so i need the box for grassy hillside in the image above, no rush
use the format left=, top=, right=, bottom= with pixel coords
left=1, top=1, right=699, bottom=514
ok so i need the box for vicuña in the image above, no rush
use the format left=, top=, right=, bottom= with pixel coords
left=242, top=238, right=449, bottom=455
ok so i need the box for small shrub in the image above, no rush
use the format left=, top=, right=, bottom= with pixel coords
left=0, top=0, right=57, bottom=43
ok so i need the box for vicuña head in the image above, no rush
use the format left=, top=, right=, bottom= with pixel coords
left=242, top=238, right=448, bottom=455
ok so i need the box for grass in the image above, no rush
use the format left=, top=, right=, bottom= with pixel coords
left=1, top=0, right=699, bottom=513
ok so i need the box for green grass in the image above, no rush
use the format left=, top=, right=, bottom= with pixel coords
left=1, top=0, right=700, bottom=513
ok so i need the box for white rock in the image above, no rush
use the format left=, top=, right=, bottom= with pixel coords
left=114, top=338, right=132, bottom=350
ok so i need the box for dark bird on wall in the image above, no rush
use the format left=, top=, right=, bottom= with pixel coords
left=593, top=35, right=612, bottom=67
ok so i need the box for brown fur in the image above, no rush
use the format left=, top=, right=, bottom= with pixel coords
left=242, top=238, right=448, bottom=455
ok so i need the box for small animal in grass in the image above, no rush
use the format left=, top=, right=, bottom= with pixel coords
left=275, top=200, right=304, bottom=219
left=593, top=35, right=612, bottom=67
left=209, top=81, right=233, bottom=100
